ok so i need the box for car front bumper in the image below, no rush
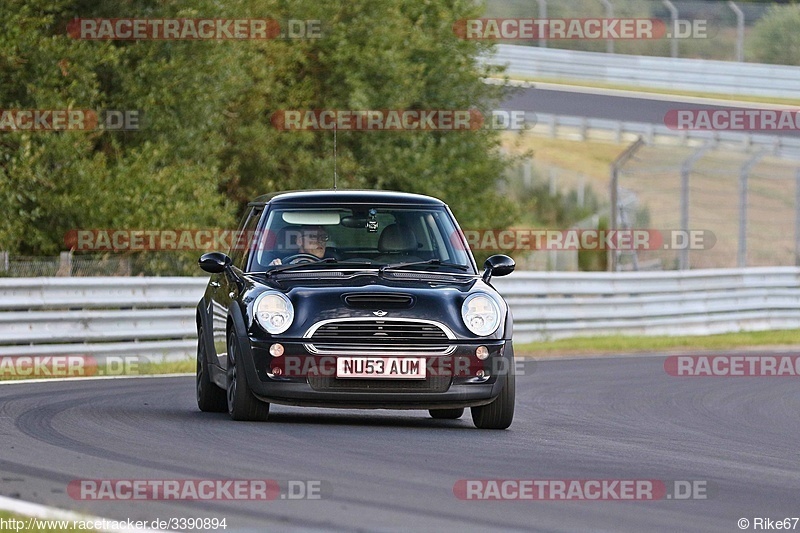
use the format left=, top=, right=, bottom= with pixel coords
left=240, top=339, right=513, bottom=409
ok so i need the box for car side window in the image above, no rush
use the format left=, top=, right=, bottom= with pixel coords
left=230, top=207, right=263, bottom=270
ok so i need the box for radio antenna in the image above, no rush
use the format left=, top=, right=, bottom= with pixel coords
left=333, top=124, right=338, bottom=191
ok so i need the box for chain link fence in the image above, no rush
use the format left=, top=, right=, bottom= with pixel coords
left=613, top=142, right=800, bottom=270
left=485, top=0, right=772, bottom=62
left=0, top=252, right=203, bottom=277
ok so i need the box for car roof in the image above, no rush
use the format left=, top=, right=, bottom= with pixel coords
left=248, top=189, right=446, bottom=207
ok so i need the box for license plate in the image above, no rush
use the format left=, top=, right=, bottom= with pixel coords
left=336, top=357, right=426, bottom=379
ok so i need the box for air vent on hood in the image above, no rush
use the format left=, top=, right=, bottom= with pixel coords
left=343, top=293, right=414, bottom=309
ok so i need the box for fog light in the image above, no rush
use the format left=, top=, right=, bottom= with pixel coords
left=271, top=367, right=282, bottom=376
left=475, top=346, right=489, bottom=360
left=269, top=343, right=284, bottom=357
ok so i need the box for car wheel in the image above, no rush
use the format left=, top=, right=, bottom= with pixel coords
left=226, top=331, right=270, bottom=421
left=196, top=326, right=227, bottom=412
left=471, top=370, right=515, bottom=430
left=429, top=408, right=464, bottom=419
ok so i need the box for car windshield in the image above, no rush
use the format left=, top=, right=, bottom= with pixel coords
left=245, top=206, right=474, bottom=274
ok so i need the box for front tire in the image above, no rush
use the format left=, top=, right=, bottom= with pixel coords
left=196, top=326, right=227, bottom=413
left=471, top=371, right=515, bottom=430
left=429, top=408, right=464, bottom=420
left=226, top=331, right=270, bottom=421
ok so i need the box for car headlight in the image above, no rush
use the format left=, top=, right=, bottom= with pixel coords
left=253, top=292, right=294, bottom=335
left=461, top=293, right=501, bottom=336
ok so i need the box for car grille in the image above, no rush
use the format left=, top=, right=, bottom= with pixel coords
left=303, top=319, right=455, bottom=355
left=307, top=374, right=452, bottom=393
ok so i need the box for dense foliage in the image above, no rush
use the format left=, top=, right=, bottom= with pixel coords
left=0, top=0, right=519, bottom=271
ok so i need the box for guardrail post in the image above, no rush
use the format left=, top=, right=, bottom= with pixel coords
left=523, top=160, right=532, bottom=187
left=57, top=251, right=73, bottom=277
left=662, top=0, right=679, bottom=58
left=0, top=251, right=7, bottom=273
left=728, top=1, right=745, bottom=62
left=610, top=137, right=645, bottom=271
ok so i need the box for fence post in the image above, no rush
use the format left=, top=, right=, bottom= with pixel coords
left=728, top=1, right=745, bottom=62
left=537, top=0, right=547, bottom=48
left=737, top=150, right=768, bottom=268
left=677, top=143, right=714, bottom=270
left=663, top=0, right=679, bottom=58
left=796, top=169, right=800, bottom=266
left=610, top=137, right=645, bottom=272
left=599, top=0, right=614, bottom=54
left=0, top=251, right=7, bottom=273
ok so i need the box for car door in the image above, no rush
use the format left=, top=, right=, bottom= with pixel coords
left=210, top=205, right=263, bottom=369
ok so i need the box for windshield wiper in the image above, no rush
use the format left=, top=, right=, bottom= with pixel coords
left=266, top=258, right=338, bottom=276
left=266, top=258, right=376, bottom=277
left=379, top=259, right=470, bottom=273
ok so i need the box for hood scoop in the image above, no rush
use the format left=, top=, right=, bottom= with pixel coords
left=343, top=293, right=415, bottom=309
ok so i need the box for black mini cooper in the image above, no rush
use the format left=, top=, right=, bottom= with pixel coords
left=196, top=190, right=516, bottom=429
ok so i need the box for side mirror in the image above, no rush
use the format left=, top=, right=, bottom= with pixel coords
left=199, top=252, right=232, bottom=274
left=482, top=254, right=515, bottom=282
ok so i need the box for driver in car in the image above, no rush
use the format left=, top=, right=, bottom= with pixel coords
left=269, top=225, right=329, bottom=265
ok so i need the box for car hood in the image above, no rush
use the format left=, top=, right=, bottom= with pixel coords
left=242, top=272, right=507, bottom=340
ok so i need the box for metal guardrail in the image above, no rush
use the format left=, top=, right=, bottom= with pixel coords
left=487, top=44, right=800, bottom=99
left=0, top=277, right=204, bottom=360
left=493, top=267, right=800, bottom=342
left=529, top=113, right=800, bottom=162
left=1, top=270, right=798, bottom=361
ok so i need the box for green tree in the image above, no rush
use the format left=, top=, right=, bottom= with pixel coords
left=1, top=0, right=519, bottom=272
left=748, top=4, right=800, bottom=65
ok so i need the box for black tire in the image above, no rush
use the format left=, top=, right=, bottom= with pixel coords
left=226, top=331, right=270, bottom=421
left=196, top=326, right=227, bottom=413
left=429, top=408, right=465, bottom=420
left=471, top=370, right=515, bottom=430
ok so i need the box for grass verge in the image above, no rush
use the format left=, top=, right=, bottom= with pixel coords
left=515, top=329, right=800, bottom=357
left=0, top=358, right=194, bottom=382
left=504, top=76, right=800, bottom=106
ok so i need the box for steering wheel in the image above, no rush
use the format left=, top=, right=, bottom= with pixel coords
left=282, top=253, right=323, bottom=264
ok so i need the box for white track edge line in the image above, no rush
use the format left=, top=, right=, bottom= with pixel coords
left=0, top=373, right=193, bottom=386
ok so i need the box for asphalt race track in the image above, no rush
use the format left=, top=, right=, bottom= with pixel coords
left=499, top=86, right=800, bottom=138
left=1, top=355, right=798, bottom=532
